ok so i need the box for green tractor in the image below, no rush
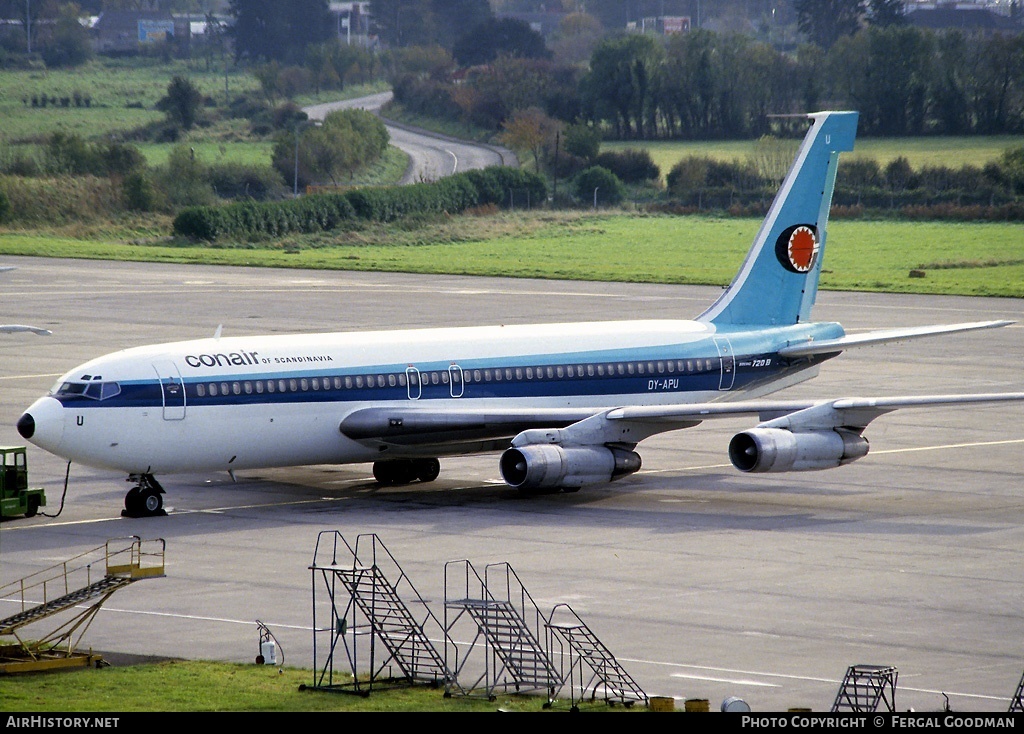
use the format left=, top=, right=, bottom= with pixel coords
left=0, top=446, right=46, bottom=519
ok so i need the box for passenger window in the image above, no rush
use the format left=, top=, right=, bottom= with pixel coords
left=300, top=379, right=308, bottom=391
left=232, top=382, right=241, bottom=395
left=388, top=374, right=396, bottom=387
left=197, top=384, right=207, bottom=397
left=266, top=380, right=275, bottom=393
left=244, top=381, right=253, bottom=394
left=255, top=381, right=264, bottom=394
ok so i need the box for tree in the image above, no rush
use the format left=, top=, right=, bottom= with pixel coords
left=157, top=76, right=203, bottom=131
left=229, top=0, right=334, bottom=64
left=867, top=0, right=907, bottom=27
left=793, top=0, right=865, bottom=50
left=453, top=17, right=550, bottom=67
left=581, top=34, right=664, bottom=139
left=42, top=3, right=93, bottom=67
left=498, top=107, right=560, bottom=174
left=274, top=108, right=389, bottom=188
left=370, top=0, right=435, bottom=48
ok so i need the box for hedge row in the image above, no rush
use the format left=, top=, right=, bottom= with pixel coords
left=172, top=166, right=546, bottom=242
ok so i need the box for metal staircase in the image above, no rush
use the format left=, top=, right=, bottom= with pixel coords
left=443, top=560, right=561, bottom=700
left=545, top=603, right=648, bottom=710
left=1009, top=670, right=1024, bottom=712
left=308, top=532, right=454, bottom=695
left=831, top=664, right=898, bottom=712
left=0, top=536, right=165, bottom=673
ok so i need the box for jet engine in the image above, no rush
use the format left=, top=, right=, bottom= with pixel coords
left=499, top=444, right=642, bottom=492
left=728, top=427, right=869, bottom=473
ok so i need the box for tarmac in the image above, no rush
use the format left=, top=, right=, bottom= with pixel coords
left=1, top=255, right=1022, bottom=712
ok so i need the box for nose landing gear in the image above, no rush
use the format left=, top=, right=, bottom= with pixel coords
left=122, top=474, right=166, bottom=518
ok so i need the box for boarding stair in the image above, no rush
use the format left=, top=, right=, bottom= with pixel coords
left=308, top=532, right=453, bottom=695
left=1009, top=670, right=1024, bottom=712
left=831, top=664, right=898, bottom=712
left=545, top=603, right=647, bottom=710
left=0, top=536, right=165, bottom=673
left=443, top=560, right=561, bottom=700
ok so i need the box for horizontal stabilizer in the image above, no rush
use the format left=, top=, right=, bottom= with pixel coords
left=777, top=320, right=1013, bottom=358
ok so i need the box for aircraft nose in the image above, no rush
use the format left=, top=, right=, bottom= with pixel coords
left=16, top=411, right=34, bottom=439
left=17, top=397, right=66, bottom=454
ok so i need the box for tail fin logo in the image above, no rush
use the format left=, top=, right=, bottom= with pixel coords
left=776, top=224, right=820, bottom=273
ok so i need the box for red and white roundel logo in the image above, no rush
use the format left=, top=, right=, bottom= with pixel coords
left=775, top=224, right=819, bottom=273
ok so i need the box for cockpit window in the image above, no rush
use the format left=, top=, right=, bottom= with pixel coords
left=55, top=378, right=121, bottom=401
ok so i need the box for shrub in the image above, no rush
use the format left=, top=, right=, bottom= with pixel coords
left=573, top=166, right=624, bottom=206
left=594, top=149, right=659, bottom=184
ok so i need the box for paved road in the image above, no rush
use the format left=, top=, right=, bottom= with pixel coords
left=1, top=256, right=1023, bottom=713
left=304, top=91, right=516, bottom=184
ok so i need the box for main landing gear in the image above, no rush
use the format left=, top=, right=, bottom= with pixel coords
left=372, top=458, right=441, bottom=486
left=122, top=473, right=167, bottom=518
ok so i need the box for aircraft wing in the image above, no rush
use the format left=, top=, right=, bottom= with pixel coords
left=777, top=320, right=1012, bottom=358
left=0, top=325, right=51, bottom=335
left=608, top=392, right=1024, bottom=432
left=341, top=391, right=1024, bottom=452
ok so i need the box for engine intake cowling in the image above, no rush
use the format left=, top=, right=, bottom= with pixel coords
left=500, top=444, right=642, bottom=491
left=728, top=427, right=869, bottom=473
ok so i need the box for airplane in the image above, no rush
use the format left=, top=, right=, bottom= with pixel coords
left=1, top=268, right=52, bottom=335
left=15, top=110, right=1024, bottom=518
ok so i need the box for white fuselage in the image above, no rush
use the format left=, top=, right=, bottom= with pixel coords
left=19, top=318, right=837, bottom=475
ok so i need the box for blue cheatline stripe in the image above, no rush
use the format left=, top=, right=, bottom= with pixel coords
left=55, top=354, right=815, bottom=411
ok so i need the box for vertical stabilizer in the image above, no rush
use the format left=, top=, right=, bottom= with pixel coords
left=697, top=111, right=858, bottom=327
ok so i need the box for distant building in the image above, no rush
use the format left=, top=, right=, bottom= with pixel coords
left=92, top=11, right=190, bottom=54
left=329, top=1, right=372, bottom=46
left=627, top=16, right=691, bottom=34
left=905, top=2, right=1022, bottom=33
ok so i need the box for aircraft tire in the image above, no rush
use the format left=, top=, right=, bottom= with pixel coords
left=124, top=487, right=142, bottom=514
left=140, top=487, right=163, bottom=516
left=416, top=459, right=440, bottom=483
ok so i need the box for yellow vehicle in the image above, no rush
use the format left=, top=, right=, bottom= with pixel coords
left=0, top=446, right=46, bottom=518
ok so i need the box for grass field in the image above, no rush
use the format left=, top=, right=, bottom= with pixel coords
left=1, top=211, right=1021, bottom=299
left=0, top=659, right=616, bottom=713
left=603, top=135, right=1024, bottom=184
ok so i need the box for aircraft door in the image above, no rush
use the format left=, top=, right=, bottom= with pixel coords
left=449, top=364, right=464, bottom=398
left=153, top=361, right=186, bottom=420
left=406, top=367, right=421, bottom=400
left=714, top=337, right=735, bottom=391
